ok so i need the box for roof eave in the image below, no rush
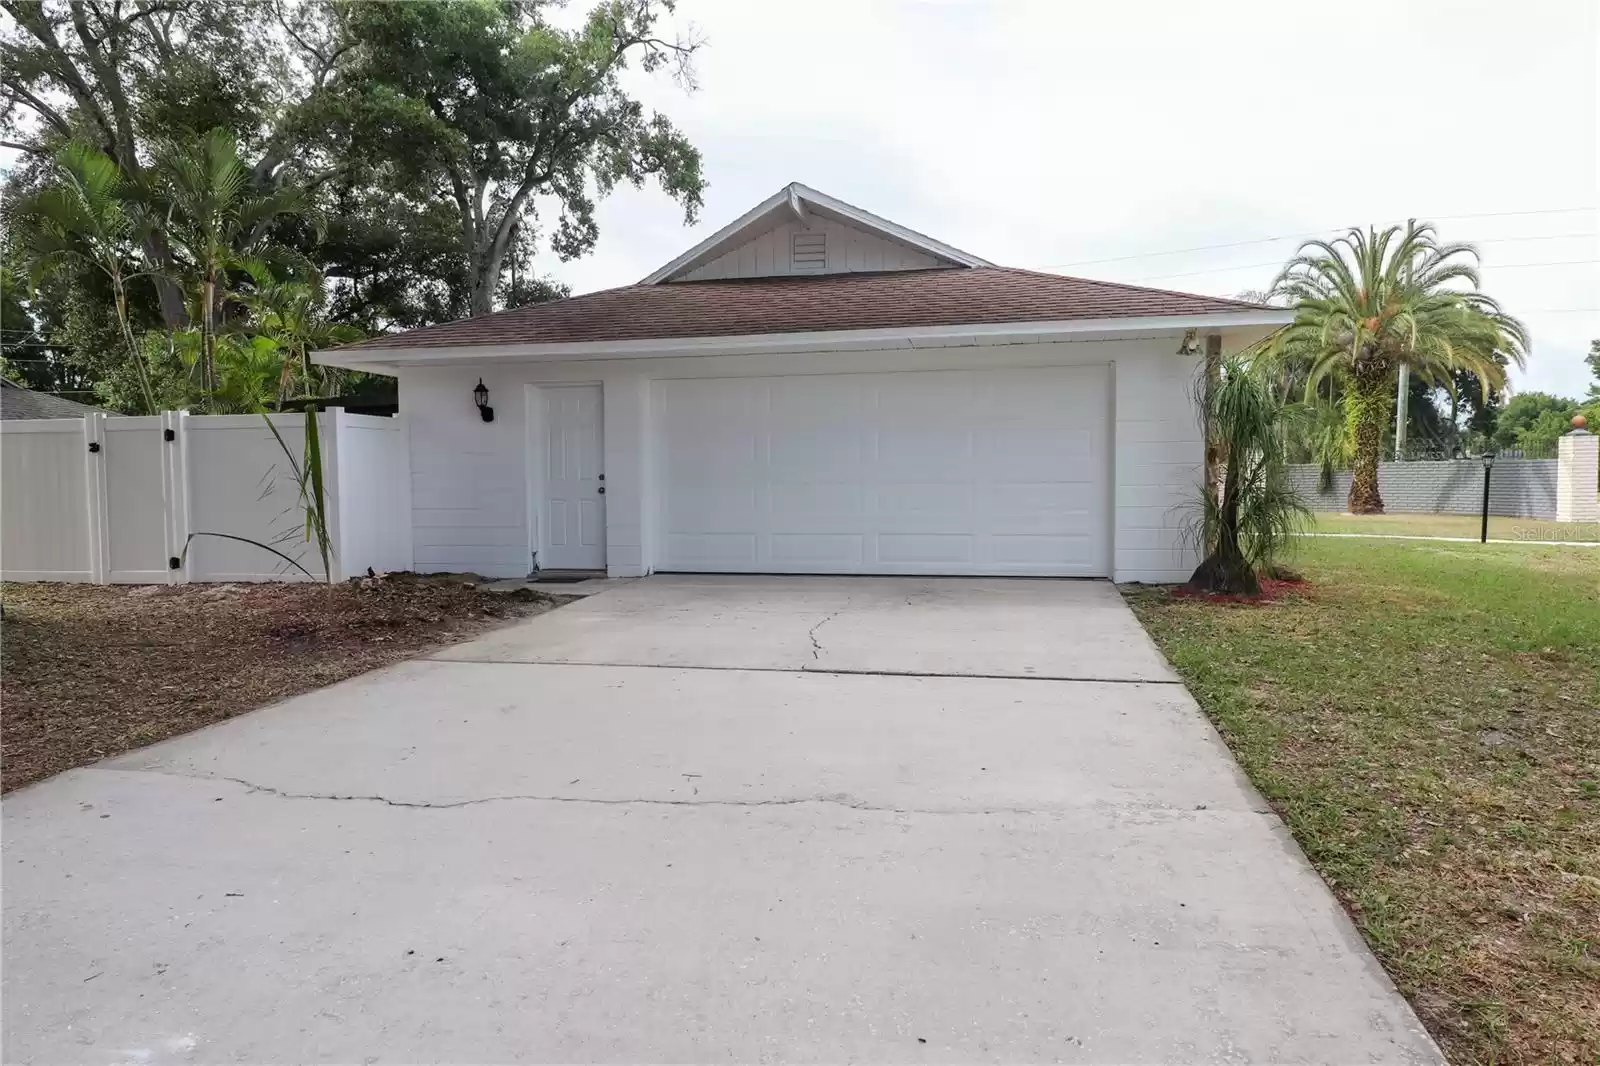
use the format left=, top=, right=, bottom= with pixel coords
left=315, top=310, right=1293, bottom=370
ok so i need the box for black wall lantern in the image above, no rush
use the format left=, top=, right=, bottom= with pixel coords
left=474, top=378, right=494, bottom=423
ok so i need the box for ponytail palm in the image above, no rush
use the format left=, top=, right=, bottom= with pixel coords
left=1269, top=222, right=1528, bottom=513
left=1189, top=355, right=1309, bottom=596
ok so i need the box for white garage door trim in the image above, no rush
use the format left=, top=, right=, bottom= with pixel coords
left=653, top=365, right=1113, bottom=577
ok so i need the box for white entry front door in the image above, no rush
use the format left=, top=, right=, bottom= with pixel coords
left=540, top=384, right=606, bottom=571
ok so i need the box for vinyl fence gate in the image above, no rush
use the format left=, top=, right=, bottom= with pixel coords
left=0, top=410, right=412, bottom=584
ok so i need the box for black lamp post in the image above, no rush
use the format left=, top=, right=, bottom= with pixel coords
left=474, top=378, right=494, bottom=423
left=1479, top=449, right=1495, bottom=543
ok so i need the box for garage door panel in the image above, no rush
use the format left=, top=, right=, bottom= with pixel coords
left=656, top=366, right=1111, bottom=576
left=669, top=433, right=759, bottom=471
left=873, top=375, right=973, bottom=414
left=875, top=482, right=974, bottom=519
left=665, top=532, right=758, bottom=566
left=770, top=482, right=864, bottom=525
left=986, top=429, right=1097, bottom=477
left=769, top=380, right=865, bottom=475
left=771, top=533, right=864, bottom=567
left=874, top=431, right=976, bottom=477
left=991, top=534, right=1092, bottom=566
left=666, top=484, right=758, bottom=529
left=871, top=380, right=976, bottom=474
left=772, top=435, right=862, bottom=477
left=658, top=380, right=763, bottom=469
left=987, top=482, right=1098, bottom=527
left=876, top=533, right=974, bottom=565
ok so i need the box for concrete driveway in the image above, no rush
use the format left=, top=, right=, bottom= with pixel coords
left=3, top=576, right=1441, bottom=1064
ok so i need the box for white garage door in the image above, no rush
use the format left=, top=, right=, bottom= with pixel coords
left=654, top=365, right=1112, bottom=576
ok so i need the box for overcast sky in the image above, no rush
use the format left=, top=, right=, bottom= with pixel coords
left=541, top=0, right=1599, bottom=398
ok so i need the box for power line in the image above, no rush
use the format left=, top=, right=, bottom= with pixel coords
left=1066, top=228, right=1594, bottom=270
left=1480, top=232, right=1600, bottom=243
left=1130, top=257, right=1600, bottom=284
left=1427, top=206, right=1598, bottom=222
left=1488, top=259, right=1600, bottom=269
left=1036, top=207, right=1598, bottom=270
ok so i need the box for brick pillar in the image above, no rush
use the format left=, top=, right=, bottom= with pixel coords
left=1556, top=424, right=1598, bottom=523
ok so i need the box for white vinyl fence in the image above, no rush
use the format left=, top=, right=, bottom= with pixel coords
left=1, top=409, right=412, bottom=584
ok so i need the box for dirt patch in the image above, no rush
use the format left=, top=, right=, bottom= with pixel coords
left=1, top=576, right=572, bottom=793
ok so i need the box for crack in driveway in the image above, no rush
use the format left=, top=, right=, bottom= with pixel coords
left=109, top=767, right=1272, bottom=817
left=806, top=607, right=844, bottom=660
left=136, top=769, right=1043, bottom=814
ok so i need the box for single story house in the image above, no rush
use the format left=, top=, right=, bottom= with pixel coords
left=320, top=184, right=1291, bottom=583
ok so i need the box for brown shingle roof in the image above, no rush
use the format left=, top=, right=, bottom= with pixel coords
left=342, top=266, right=1276, bottom=352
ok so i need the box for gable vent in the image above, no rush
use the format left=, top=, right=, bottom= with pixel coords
left=791, top=231, right=826, bottom=273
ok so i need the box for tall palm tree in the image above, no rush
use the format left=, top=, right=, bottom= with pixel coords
left=13, top=142, right=159, bottom=413
left=1268, top=222, right=1528, bottom=513
left=145, top=127, right=314, bottom=404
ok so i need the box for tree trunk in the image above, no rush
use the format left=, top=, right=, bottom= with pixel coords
left=467, top=209, right=520, bottom=317
left=1202, top=334, right=1222, bottom=491
left=1188, top=443, right=1262, bottom=596
left=1347, top=361, right=1391, bottom=514
left=468, top=259, right=496, bottom=317
left=110, top=271, right=157, bottom=414
left=141, top=230, right=192, bottom=329
left=202, top=275, right=215, bottom=397
left=1188, top=541, right=1260, bottom=596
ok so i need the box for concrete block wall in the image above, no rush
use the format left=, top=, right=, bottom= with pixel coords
left=1286, top=459, right=1558, bottom=519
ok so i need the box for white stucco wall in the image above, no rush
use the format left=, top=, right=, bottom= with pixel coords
left=395, top=336, right=1207, bottom=583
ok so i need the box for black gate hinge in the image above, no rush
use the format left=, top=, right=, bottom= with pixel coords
left=168, top=557, right=181, bottom=570
left=87, top=441, right=101, bottom=453
left=164, top=428, right=175, bottom=441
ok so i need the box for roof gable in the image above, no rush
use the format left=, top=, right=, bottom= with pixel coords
left=642, top=183, right=992, bottom=284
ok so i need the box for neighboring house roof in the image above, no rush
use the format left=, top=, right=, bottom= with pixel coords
left=340, top=266, right=1276, bottom=354
left=0, top=378, right=104, bottom=420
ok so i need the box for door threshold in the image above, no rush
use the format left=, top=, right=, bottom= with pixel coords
left=529, top=570, right=606, bottom=584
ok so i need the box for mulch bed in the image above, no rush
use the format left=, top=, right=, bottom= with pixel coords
left=1170, top=576, right=1309, bottom=605
left=1, top=575, right=570, bottom=793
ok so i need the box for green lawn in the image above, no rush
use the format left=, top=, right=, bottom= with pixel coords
left=1312, top=510, right=1600, bottom=542
left=1124, top=539, right=1599, bottom=1066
